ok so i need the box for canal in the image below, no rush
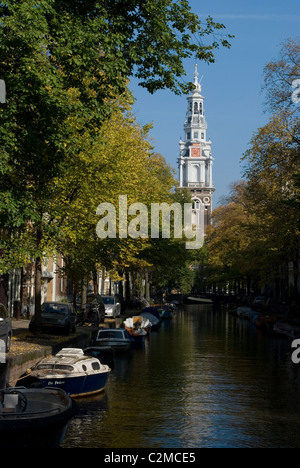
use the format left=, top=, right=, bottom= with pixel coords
left=62, top=304, right=300, bottom=448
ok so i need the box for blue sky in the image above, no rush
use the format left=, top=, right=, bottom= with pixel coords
left=129, top=0, right=300, bottom=206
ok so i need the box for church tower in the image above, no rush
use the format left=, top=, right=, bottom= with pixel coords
left=178, top=65, right=215, bottom=231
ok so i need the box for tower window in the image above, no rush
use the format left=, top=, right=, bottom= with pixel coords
left=194, top=102, right=198, bottom=114
left=192, top=199, right=201, bottom=210
left=194, top=132, right=198, bottom=139
left=199, top=102, right=203, bottom=115
left=201, top=133, right=204, bottom=139
left=187, top=132, right=191, bottom=140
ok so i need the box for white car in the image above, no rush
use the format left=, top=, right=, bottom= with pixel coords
left=103, top=296, right=121, bottom=318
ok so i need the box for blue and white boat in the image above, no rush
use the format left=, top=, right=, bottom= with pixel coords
left=92, top=328, right=135, bottom=352
left=19, top=348, right=111, bottom=398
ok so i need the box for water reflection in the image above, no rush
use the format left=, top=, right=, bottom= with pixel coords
left=62, top=305, right=300, bottom=448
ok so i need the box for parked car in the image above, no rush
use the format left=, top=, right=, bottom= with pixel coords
left=29, top=302, right=77, bottom=335
left=102, top=296, right=121, bottom=318
left=0, top=303, right=12, bottom=353
left=76, top=293, right=105, bottom=325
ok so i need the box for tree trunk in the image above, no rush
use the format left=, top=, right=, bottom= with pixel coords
left=125, top=270, right=131, bottom=306
left=34, top=255, right=42, bottom=332
left=81, top=282, right=87, bottom=310
left=145, top=270, right=150, bottom=302
left=34, top=227, right=43, bottom=333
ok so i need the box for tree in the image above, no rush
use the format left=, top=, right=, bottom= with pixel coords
left=263, top=37, right=300, bottom=137
left=0, top=0, right=233, bottom=326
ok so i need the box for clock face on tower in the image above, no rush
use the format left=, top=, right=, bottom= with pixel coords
left=191, top=147, right=200, bottom=158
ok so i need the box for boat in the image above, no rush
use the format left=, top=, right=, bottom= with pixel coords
left=153, top=304, right=173, bottom=320
left=255, top=313, right=278, bottom=332
left=90, top=328, right=135, bottom=352
left=184, top=296, right=213, bottom=305
left=0, top=386, right=73, bottom=448
left=225, top=302, right=238, bottom=315
left=140, top=307, right=161, bottom=330
left=123, top=316, right=151, bottom=338
left=236, top=306, right=253, bottom=320
left=161, top=307, right=173, bottom=319
left=17, top=348, right=111, bottom=398
left=273, top=320, right=300, bottom=339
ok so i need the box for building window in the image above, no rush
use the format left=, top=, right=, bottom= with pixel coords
left=194, top=102, right=198, bottom=114
left=187, top=132, right=191, bottom=140
left=199, top=102, right=203, bottom=115
left=192, top=199, right=201, bottom=210
left=194, top=132, right=198, bottom=139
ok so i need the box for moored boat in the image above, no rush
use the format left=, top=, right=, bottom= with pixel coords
left=161, top=307, right=173, bottom=319
left=273, top=320, right=300, bottom=339
left=17, top=348, right=111, bottom=398
left=91, top=328, right=135, bottom=352
left=123, top=316, right=151, bottom=338
left=153, top=304, right=173, bottom=319
left=0, top=387, right=73, bottom=448
left=140, top=307, right=161, bottom=330
left=184, top=296, right=213, bottom=305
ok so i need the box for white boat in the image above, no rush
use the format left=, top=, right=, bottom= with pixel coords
left=123, top=316, right=151, bottom=337
left=0, top=387, right=73, bottom=448
left=18, top=348, right=111, bottom=398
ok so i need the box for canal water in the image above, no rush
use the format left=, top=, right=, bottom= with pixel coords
left=62, top=304, right=300, bottom=448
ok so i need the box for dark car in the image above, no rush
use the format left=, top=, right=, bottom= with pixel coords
left=29, top=302, right=77, bottom=335
left=0, top=303, right=12, bottom=353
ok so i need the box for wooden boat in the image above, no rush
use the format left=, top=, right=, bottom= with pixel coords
left=123, top=316, right=151, bottom=338
left=91, top=328, right=135, bottom=352
left=17, top=348, right=111, bottom=398
left=0, top=387, right=73, bottom=448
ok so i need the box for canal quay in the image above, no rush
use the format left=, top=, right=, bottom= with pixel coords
left=3, top=303, right=300, bottom=449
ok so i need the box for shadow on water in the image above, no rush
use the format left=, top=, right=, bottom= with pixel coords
left=62, top=305, right=300, bottom=448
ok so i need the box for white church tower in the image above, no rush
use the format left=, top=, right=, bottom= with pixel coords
left=178, top=65, right=215, bottom=230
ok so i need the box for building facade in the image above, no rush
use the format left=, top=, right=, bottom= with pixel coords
left=177, top=65, right=215, bottom=231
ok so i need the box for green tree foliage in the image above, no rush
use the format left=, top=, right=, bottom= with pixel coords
left=0, top=0, right=232, bottom=322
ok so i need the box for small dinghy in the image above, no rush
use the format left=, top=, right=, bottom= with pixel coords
left=17, top=348, right=111, bottom=398
left=0, top=387, right=73, bottom=448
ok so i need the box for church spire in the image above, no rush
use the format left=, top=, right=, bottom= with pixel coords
left=193, top=64, right=201, bottom=93
left=177, top=65, right=215, bottom=231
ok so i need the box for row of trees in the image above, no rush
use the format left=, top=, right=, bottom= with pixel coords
left=0, top=1, right=233, bottom=326
left=202, top=38, right=300, bottom=303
